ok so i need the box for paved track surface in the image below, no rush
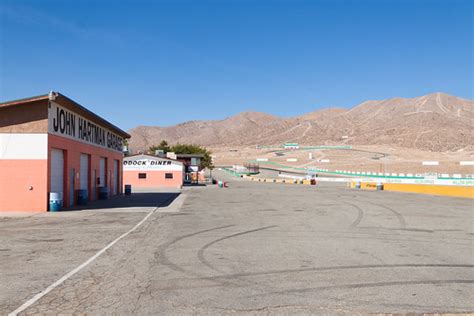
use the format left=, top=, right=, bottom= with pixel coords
left=1, top=172, right=473, bottom=315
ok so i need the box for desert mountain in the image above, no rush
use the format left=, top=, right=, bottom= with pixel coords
left=128, top=93, right=474, bottom=152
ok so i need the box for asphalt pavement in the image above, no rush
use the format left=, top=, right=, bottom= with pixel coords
left=0, top=171, right=473, bottom=315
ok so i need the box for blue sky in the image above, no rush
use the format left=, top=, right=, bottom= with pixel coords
left=0, top=0, right=472, bottom=130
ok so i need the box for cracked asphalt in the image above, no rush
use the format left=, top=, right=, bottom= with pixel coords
left=1, top=171, right=473, bottom=315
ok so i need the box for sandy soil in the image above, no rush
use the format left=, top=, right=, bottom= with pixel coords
left=211, top=145, right=474, bottom=176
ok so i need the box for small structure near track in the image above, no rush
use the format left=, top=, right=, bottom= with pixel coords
left=123, top=154, right=184, bottom=190
left=283, top=142, right=299, bottom=149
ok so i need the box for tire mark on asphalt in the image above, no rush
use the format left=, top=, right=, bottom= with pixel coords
left=265, top=279, right=474, bottom=295
left=350, top=196, right=407, bottom=229
left=197, top=225, right=278, bottom=274
left=369, top=201, right=407, bottom=228
left=200, top=263, right=474, bottom=281
left=341, top=201, right=364, bottom=228
left=154, top=225, right=234, bottom=274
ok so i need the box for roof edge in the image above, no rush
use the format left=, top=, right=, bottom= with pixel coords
left=0, top=94, right=49, bottom=107
left=0, top=92, right=130, bottom=139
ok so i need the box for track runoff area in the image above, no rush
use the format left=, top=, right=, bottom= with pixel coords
left=245, top=145, right=474, bottom=199
left=2, top=168, right=473, bottom=314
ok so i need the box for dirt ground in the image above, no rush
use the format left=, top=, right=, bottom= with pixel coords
left=211, top=145, right=474, bottom=176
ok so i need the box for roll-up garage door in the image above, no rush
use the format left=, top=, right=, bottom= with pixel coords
left=80, top=154, right=89, bottom=191
left=92, top=169, right=97, bottom=200
left=50, top=149, right=64, bottom=194
left=113, top=160, right=118, bottom=195
left=99, top=157, right=106, bottom=187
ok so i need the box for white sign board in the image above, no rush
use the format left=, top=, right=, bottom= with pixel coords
left=460, top=161, right=474, bottom=166
left=48, top=101, right=124, bottom=152
left=123, top=158, right=183, bottom=171
left=422, top=161, right=439, bottom=166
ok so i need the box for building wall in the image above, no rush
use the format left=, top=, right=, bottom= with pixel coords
left=0, top=134, right=48, bottom=212
left=123, top=170, right=183, bottom=189
left=0, top=100, right=48, bottom=133
left=123, top=155, right=184, bottom=189
left=48, top=134, right=124, bottom=208
left=0, top=94, right=129, bottom=212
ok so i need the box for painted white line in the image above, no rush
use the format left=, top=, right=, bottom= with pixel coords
left=9, top=208, right=157, bottom=316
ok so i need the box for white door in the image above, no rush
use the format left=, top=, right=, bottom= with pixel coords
left=92, top=169, right=97, bottom=200
left=69, top=168, right=75, bottom=207
left=99, top=157, right=106, bottom=187
left=50, top=149, right=64, bottom=195
left=113, top=160, right=118, bottom=195
left=80, top=154, right=89, bottom=191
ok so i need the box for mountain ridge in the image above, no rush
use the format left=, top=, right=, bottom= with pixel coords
left=128, top=92, right=474, bottom=152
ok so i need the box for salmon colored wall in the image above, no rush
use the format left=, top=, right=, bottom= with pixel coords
left=123, top=170, right=183, bottom=189
left=48, top=134, right=124, bottom=208
left=0, top=160, right=48, bottom=212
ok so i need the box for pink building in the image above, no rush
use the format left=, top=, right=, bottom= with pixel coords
left=0, top=92, right=130, bottom=213
left=123, top=154, right=184, bottom=190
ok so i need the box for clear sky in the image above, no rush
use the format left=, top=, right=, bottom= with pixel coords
left=0, top=0, right=472, bottom=130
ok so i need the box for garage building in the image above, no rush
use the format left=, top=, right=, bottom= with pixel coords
left=123, top=154, right=184, bottom=190
left=0, top=92, right=130, bottom=212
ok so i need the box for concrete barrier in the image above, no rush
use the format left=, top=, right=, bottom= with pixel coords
left=383, top=183, right=473, bottom=199
left=242, top=174, right=320, bottom=186
left=351, top=181, right=473, bottom=199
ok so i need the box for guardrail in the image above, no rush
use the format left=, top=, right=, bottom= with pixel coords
left=242, top=175, right=316, bottom=185
left=249, top=160, right=474, bottom=183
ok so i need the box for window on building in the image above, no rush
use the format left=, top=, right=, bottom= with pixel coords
left=165, top=173, right=173, bottom=179
left=138, top=173, right=147, bottom=179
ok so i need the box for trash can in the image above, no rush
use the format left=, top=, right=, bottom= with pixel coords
left=77, top=189, right=88, bottom=205
left=99, top=186, right=109, bottom=200
left=124, top=185, right=132, bottom=195
left=376, top=182, right=384, bottom=191
left=49, top=192, right=63, bottom=212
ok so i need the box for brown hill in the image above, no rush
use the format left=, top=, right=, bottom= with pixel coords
left=128, top=93, right=474, bottom=152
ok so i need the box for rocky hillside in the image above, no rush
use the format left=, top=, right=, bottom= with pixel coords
left=128, top=93, right=474, bottom=152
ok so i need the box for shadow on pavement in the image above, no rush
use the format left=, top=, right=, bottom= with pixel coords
left=67, top=192, right=180, bottom=211
left=183, top=183, right=207, bottom=187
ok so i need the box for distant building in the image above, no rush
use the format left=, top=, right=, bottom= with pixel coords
left=123, top=154, right=184, bottom=189
left=175, top=153, right=206, bottom=183
left=175, top=153, right=205, bottom=171
left=283, top=143, right=299, bottom=149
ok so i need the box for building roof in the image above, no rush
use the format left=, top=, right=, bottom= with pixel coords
left=175, top=153, right=205, bottom=158
left=124, top=154, right=183, bottom=164
left=0, top=92, right=130, bottom=138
